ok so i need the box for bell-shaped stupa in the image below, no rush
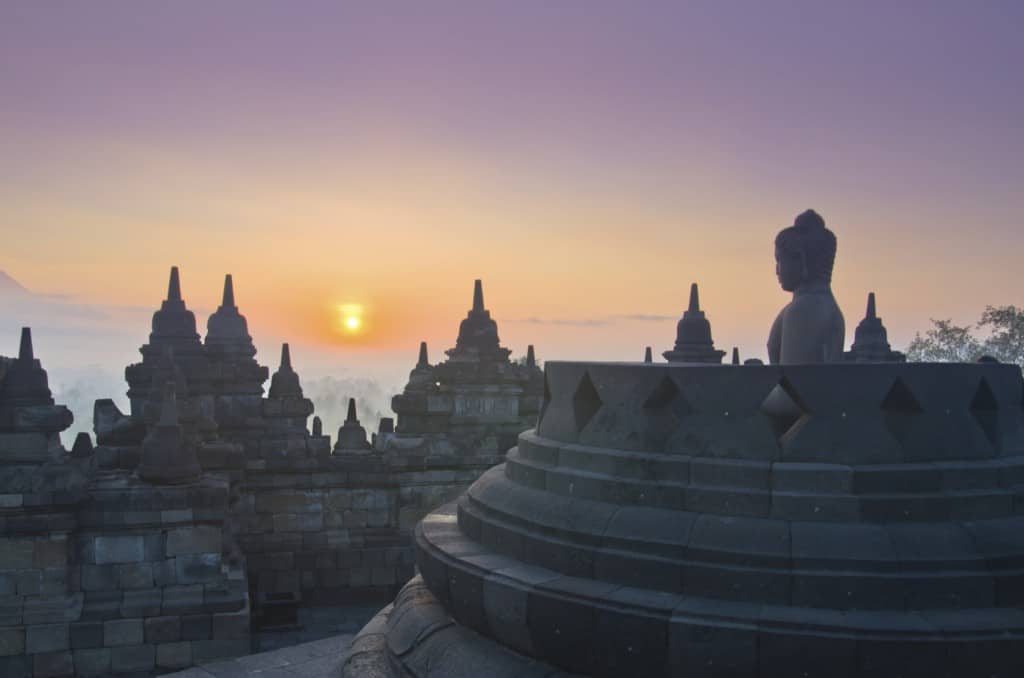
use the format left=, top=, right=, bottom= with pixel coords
left=844, top=292, right=906, bottom=362
left=137, top=381, right=202, bottom=484
left=333, top=398, right=371, bottom=453
left=663, top=283, right=726, bottom=363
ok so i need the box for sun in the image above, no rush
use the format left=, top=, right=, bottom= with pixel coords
left=337, top=303, right=365, bottom=335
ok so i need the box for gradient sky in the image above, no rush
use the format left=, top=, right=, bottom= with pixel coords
left=2, top=1, right=1023, bottom=375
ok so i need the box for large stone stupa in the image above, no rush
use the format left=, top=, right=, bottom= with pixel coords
left=342, top=211, right=1024, bottom=678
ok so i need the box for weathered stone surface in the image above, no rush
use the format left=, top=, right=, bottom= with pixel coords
left=69, top=622, right=102, bottom=650
left=71, top=648, right=110, bottom=677
left=93, top=536, right=145, bottom=565
left=110, top=644, right=154, bottom=673
left=144, top=616, right=181, bottom=644
left=0, top=628, right=25, bottom=656
left=25, top=624, right=68, bottom=654
left=165, top=526, right=221, bottom=556
left=103, top=618, right=143, bottom=647
left=155, top=640, right=192, bottom=669
left=32, top=650, right=73, bottom=678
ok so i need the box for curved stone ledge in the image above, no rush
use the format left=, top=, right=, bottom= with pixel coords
left=507, top=440, right=1024, bottom=521
left=455, top=467, right=1024, bottom=609
left=416, top=503, right=1024, bottom=678
left=340, top=577, right=580, bottom=678
left=536, top=362, right=1024, bottom=464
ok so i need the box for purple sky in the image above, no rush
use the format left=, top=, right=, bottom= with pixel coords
left=2, top=2, right=1023, bottom=372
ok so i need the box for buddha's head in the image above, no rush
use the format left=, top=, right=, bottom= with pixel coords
left=774, top=209, right=837, bottom=292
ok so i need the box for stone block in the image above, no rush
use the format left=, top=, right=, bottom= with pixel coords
left=110, top=644, right=154, bottom=673
left=32, top=650, right=72, bottom=678
left=326, top=490, right=352, bottom=510
left=93, top=536, right=144, bottom=565
left=175, top=553, right=221, bottom=584
left=0, top=574, right=15, bottom=596
left=121, top=589, right=162, bottom=617
left=0, top=654, right=31, bottom=678
left=0, top=432, right=50, bottom=462
left=144, top=616, right=180, bottom=644
left=162, top=585, right=205, bottom=616
left=17, top=571, right=41, bottom=596
left=181, top=614, right=211, bottom=641
left=71, top=648, right=110, bottom=677
left=0, top=539, right=34, bottom=570
left=103, top=619, right=143, bottom=647
left=156, top=641, right=191, bottom=670
left=69, top=622, right=103, bottom=650
left=26, top=624, right=69, bottom=654
left=203, top=584, right=246, bottom=613
left=152, top=560, right=177, bottom=587
left=118, top=563, right=153, bottom=589
left=38, top=569, right=65, bottom=597
left=80, top=591, right=120, bottom=622
left=81, top=564, right=118, bottom=592
left=668, top=612, right=758, bottom=677
left=165, top=526, right=221, bottom=557
left=0, top=493, right=22, bottom=510
left=212, top=608, right=249, bottom=640
left=371, top=567, right=396, bottom=587
left=142, top=534, right=164, bottom=561
left=32, top=540, right=66, bottom=570
left=0, top=627, right=25, bottom=656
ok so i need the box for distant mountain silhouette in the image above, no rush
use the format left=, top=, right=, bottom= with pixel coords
left=0, top=271, right=31, bottom=298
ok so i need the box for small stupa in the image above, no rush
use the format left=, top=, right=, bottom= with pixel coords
left=0, top=327, right=55, bottom=407
left=206, top=273, right=257, bottom=360
left=137, top=381, right=202, bottom=484
left=447, top=280, right=511, bottom=362
left=844, top=292, right=906, bottom=362
left=268, top=343, right=303, bottom=398
left=334, top=398, right=371, bottom=453
left=663, top=283, right=726, bottom=363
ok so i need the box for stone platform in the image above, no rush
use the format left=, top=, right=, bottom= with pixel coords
left=343, top=360, right=1024, bottom=677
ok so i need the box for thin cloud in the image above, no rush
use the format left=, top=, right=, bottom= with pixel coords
left=513, top=312, right=676, bottom=327
left=614, top=314, right=676, bottom=322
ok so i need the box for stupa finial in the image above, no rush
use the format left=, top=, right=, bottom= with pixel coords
left=688, top=283, right=700, bottom=313
left=732, top=347, right=740, bottom=365
left=222, top=274, right=235, bottom=308
left=473, top=279, right=484, bottom=313
left=167, top=266, right=182, bottom=302
left=644, top=346, right=653, bottom=363
left=866, top=292, right=877, bottom=320
left=346, top=397, right=358, bottom=423
left=526, top=345, right=536, bottom=369
left=280, top=343, right=292, bottom=371
left=18, top=327, right=33, bottom=361
left=417, top=341, right=429, bottom=368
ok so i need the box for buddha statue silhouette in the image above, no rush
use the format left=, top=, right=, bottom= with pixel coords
left=767, top=209, right=845, bottom=364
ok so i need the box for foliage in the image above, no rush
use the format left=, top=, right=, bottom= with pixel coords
left=906, top=305, right=1024, bottom=367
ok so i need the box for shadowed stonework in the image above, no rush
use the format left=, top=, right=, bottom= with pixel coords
left=341, top=213, right=1024, bottom=678
left=0, top=272, right=546, bottom=677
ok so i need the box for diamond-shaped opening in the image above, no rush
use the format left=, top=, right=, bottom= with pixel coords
left=760, top=377, right=808, bottom=443
left=880, top=377, right=923, bottom=444
left=573, top=371, right=603, bottom=433
left=537, top=371, right=552, bottom=427
left=643, top=375, right=692, bottom=420
left=971, top=377, right=999, bottom=449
